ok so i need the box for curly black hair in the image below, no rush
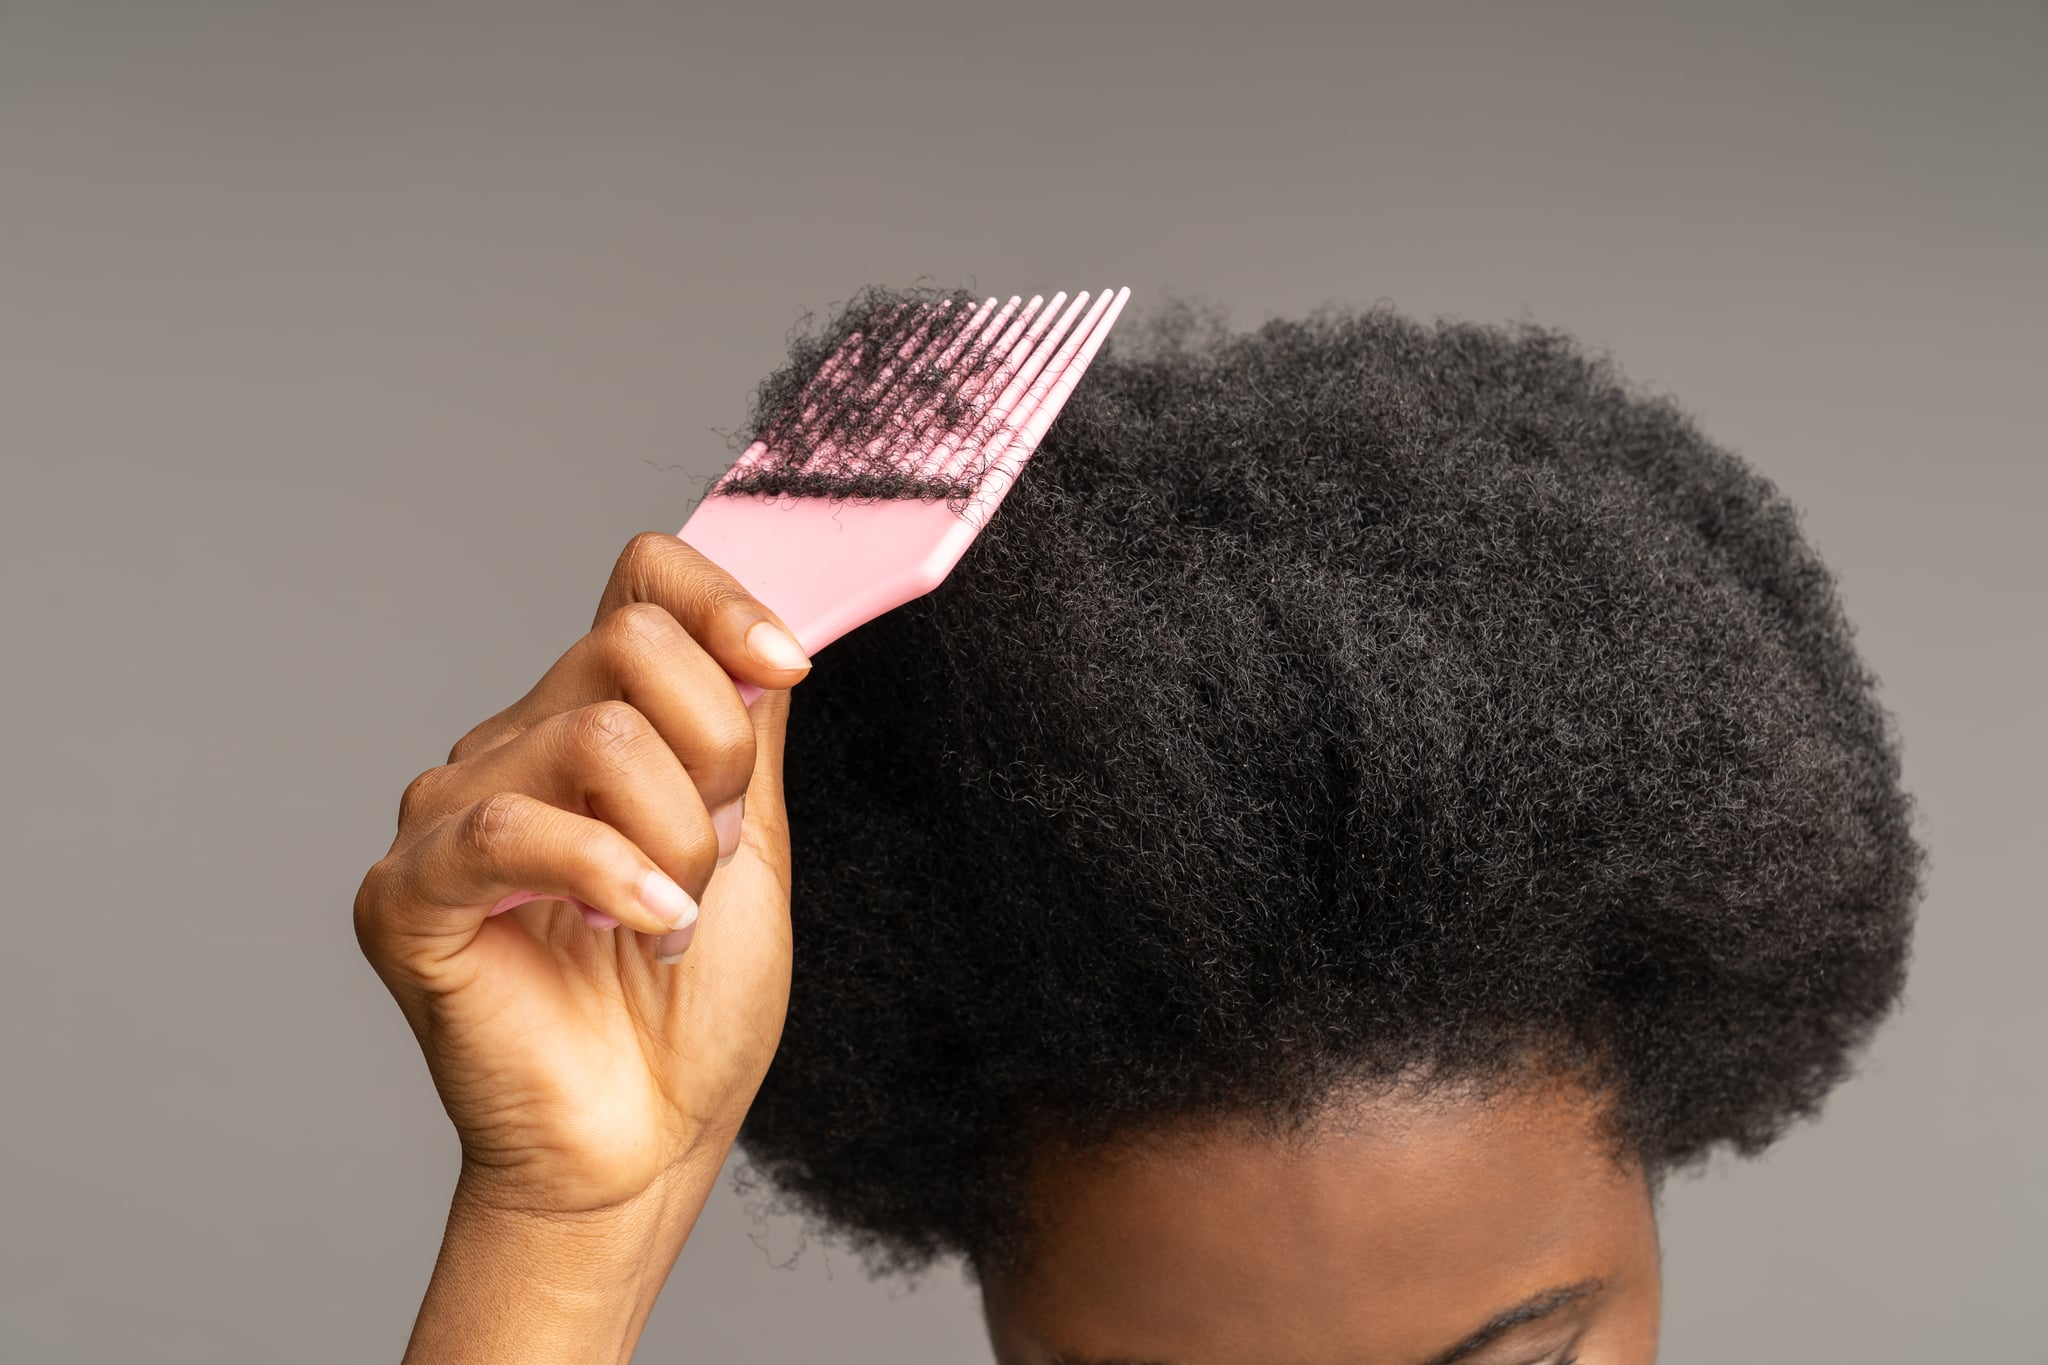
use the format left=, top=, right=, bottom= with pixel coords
left=732, top=297, right=1923, bottom=1275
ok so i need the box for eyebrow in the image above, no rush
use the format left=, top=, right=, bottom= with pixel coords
left=1047, top=1277, right=1605, bottom=1365
left=1414, top=1279, right=1604, bottom=1365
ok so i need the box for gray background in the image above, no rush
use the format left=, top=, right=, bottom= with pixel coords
left=1, top=1, right=2041, bottom=1360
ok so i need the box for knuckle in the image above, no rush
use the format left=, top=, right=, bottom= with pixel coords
left=397, top=765, right=454, bottom=827
left=353, top=857, right=390, bottom=921
left=702, top=712, right=757, bottom=784
left=670, top=823, right=721, bottom=892
left=616, top=531, right=675, bottom=582
left=446, top=714, right=504, bottom=764
left=565, top=700, right=651, bottom=768
left=599, top=600, right=683, bottom=663
left=353, top=858, right=400, bottom=950
left=460, top=791, right=530, bottom=859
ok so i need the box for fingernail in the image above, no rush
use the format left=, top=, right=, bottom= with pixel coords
left=712, top=797, right=746, bottom=867
left=745, top=620, right=811, bottom=673
left=638, top=870, right=698, bottom=931
left=656, top=920, right=697, bottom=964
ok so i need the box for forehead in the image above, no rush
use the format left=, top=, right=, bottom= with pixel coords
left=985, top=1081, right=1655, bottom=1365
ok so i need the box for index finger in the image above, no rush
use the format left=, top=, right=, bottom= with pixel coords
left=597, top=532, right=812, bottom=693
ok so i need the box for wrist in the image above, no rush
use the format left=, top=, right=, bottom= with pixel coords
left=404, top=1154, right=726, bottom=1365
left=448, top=1167, right=689, bottom=1276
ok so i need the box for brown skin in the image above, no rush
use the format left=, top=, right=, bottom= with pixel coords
left=356, top=533, right=1663, bottom=1364
left=982, top=1085, right=1662, bottom=1365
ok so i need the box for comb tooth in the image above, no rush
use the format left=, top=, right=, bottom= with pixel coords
left=956, top=285, right=1123, bottom=489
left=736, top=321, right=875, bottom=490
left=937, top=291, right=1091, bottom=484
left=922, top=292, right=1069, bottom=484
left=776, top=317, right=890, bottom=462
left=945, top=296, right=1031, bottom=416
left=891, top=297, right=1010, bottom=473
left=998, top=285, right=1128, bottom=458
left=802, top=298, right=956, bottom=475
left=765, top=328, right=863, bottom=452
left=930, top=297, right=1001, bottom=373
left=971, top=293, right=1052, bottom=401
left=785, top=340, right=862, bottom=472
left=994, top=286, right=1124, bottom=449
left=826, top=300, right=937, bottom=404
left=985, top=291, right=1063, bottom=385
left=728, top=294, right=984, bottom=491
left=963, top=292, right=1069, bottom=424
left=857, top=304, right=988, bottom=474
left=903, top=294, right=1046, bottom=481
left=885, top=297, right=1000, bottom=446
left=857, top=298, right=980, bottom=461
left=952, top=286, right=1128, bottom=517
left=1003, top=291, right=1092, bottom=401
left=863, top=299, right=957, bottom=410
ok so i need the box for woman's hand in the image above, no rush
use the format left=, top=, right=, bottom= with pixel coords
left=355, top=533, right=812, bottom=1326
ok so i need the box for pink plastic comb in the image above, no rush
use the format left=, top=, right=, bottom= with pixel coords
left=680, top=286, right=1131, bottom=705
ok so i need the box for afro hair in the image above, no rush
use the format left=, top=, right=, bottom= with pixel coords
left=731, top=296, right=1924, bottom=1274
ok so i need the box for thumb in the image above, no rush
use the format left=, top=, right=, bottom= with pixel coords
left=739, top=686, right=792, bottom=868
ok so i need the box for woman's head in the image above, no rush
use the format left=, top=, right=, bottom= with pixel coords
left=735, top=298, right=1921, bottom=1359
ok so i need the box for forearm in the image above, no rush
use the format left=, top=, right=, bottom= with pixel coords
left=404, top=1151, right=727, bottom=1365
